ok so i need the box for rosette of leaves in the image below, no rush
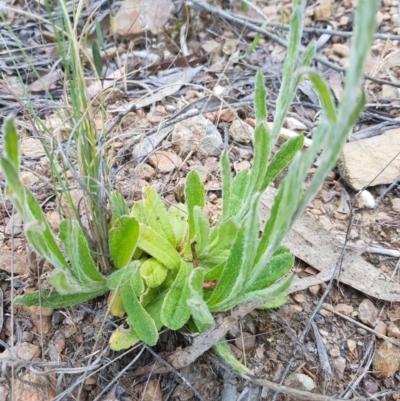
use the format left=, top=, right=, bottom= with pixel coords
left=2, top=0, right=377, bottom=373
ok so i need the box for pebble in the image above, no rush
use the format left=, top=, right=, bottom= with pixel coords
left=332, top=356, right=346, bottom=379
left=148, top=151, right=182, bottom=173
left=229, top=119, right=254, bottom=144
left=20, top=138, right=45, bottom=159
left=235, top=332, right=256, bottom=351
left=373, top=340, right=400, bottom=377
left=171, top=115, right=223, bottom=156
left=285, top=373, right=316, bottom=392
left=16, top=342, right=40, bottom=361
left=358, top=299, right=379, bottom=328
left=308, top=284, right=320, bottom=295
left=334, top=304, right=353, bottom=315
left=375, top=321, right=387, bottom=336
left=387, top=323, right=400, bottom=339
left=137, top=163, right=155, bottom=180
left=362, top=379, right=379, bottom=395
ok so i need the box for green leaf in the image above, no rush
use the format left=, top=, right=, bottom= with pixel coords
left=140, top=258, right=168, bottom=288
left=142, top=186, right=175, bottom=247
left=193, top=206, right=210, bottom=257
left=185, top=171, right=205, bottom=241
left=92, top=41, right=103, bottom=77
left=94, top=18, right=105, bottom=49
left=47, top=269, right=84, bottom=295
left=220, top=150, right=231, bottom=220
left=246, top=122, right=270, bottom=198
left=228, top=169, right=249, bottom=216
left=254, top=69, right=267, bottom=120
left=14, top=287, right=106, bottom=308
left=110, top=191, right=129, bottom=222
left=161, top=261, right=192, bottom=330
left=246, top=252, right=294, bottom=292
left=212, top=338, right=250, bottom=373
left=59, top=220, right=105, bottom=285
left=298, top=69, right=337, bottom=123
left=210, top=194, right=261, bottom=310
left=130, top=200, right=146, bottom=223
left=239, top=273, right=294, bottom=304
left=106, top=261, right=139, bottom=289
left=138, top=224, right=181, bottom=272
left=187, top=268, right=214, bottom=331
left=238, top=21, right=268, bottom=61
left=109, top=326, right=139, bottom=351
left=204, top=261, right=225, bottom=280
left=120, top=279, right=158, bottom=345
left=257, top=295, right=288, bottom=309
left=261, top=134, right=304, bottom=190
left=109, top=216, right=139, bottom=268
left=168, top=204, right=189, bottom=251
left=3, top=118, right=19, bottom=171
left=207, top=223, right=246, bottom=309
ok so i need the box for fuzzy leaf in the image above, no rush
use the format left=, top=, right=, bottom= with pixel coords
left=59, top=220, right=105, bottom=285
left=109, top=216, right=139, bottom=269
left=140, top=258, right=168, bottom=288
left=212, top=338, right=250, bottom=373
left=254, top=69, right=267, bottom=121
left=220, top=150, right=231, bottom=219
left=142, top=186, right=175, bottom=247
left=257, top=295, right=288, bottom=309
left=110, top=191, right=129, bottom=222
left=185, top=171, right=205, bottom=241
left=14, top=287, right=106, bottom=308
left=3, top=118, right=19, bottom=171
left=193, top=206, right=210, bottom=257
left=109, top=326, right=139, bottom=351
left=138, top=224, right=181, bottom=272
left=168, top=203, right=189, bottom=251
left=120, top=279, right=158, bottom=345
left=187, top=268, right=214, bottom=331
left=261, top=134, right=303, bottom=191
left=106, top=261, right=139, bottom=290
left=92, top=41, right=103, bottom=77
left=246, top=252, right=294, bottom=293
left=228, top=169, right=249, bottom=216
left=161, top=261, right=192, bottom=330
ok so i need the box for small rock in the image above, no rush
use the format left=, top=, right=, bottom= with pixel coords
left=14, top=372, right=56, bottom=401
left=16, top=342, right=40, bottom=361
left=375, top=321, right=387, bottom=336
left=387, top=309, right=400, bottom=322
left=137, top=163, right=155, bottom=180
left=314, top=0, right=332, bottom=19
left=308, top=285, right=320, bottom=295
left=229, top=119, right=254, bottom=144
left=20, top=171, right=39, bottom=186
left=148, top=151, right=182, bottom=173
left=329, top=346, right=341, bottom=358
left=54, top=332, right=66, bottom=353
left=347, top=339, right=357, bottom=354
left=373, top=340, right=400, bottom=377
left=285, top=117, right=307, bottom=131
left=234, top=160, right=251, bottom=172
left=392, top=198, right=400, bottom=213
left=334, top=304, right=353, bottom=315
left=293, top=292, right=306, bottom=303
left=46, top=210, right=61, bottom=231
left=189, top=164, right=209, bottom=183
left=171, top=115, right=223, bottom=156
left=319, top=215, right=333, bottom=231
left=227, top=323, right=240, bottom=339
left=29, top=305, right=53, bottom=334
left=362, top=379, right=379, bottom=395
left=5, top=213, right=23, bottom=236
left=332, top=43, right=350, bottom=58
left=358, top=299, right=378, bottom=328
left=111, top=0, right=173, bottom=36
left=20, top=138, right=45, bottom=159
left=387, top=323, right=400, bottom=339
left=143, top=379, right=162, bottom=401
left=338, top=128, right=400, bottom=190
left=332, top=356, right=346, bottom=379
left=285, top=373, right=316, bottom=392
left=235, top=332, right=256, bottom=351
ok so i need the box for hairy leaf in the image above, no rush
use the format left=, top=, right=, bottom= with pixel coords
left=185, top=171, right=205, bottom=241
left=161, top=261, right=192, bottom=330
left=109, top=216, right=139, bottom=268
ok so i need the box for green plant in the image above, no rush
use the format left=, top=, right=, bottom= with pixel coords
left=1, top=0, right=377, bottom=371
